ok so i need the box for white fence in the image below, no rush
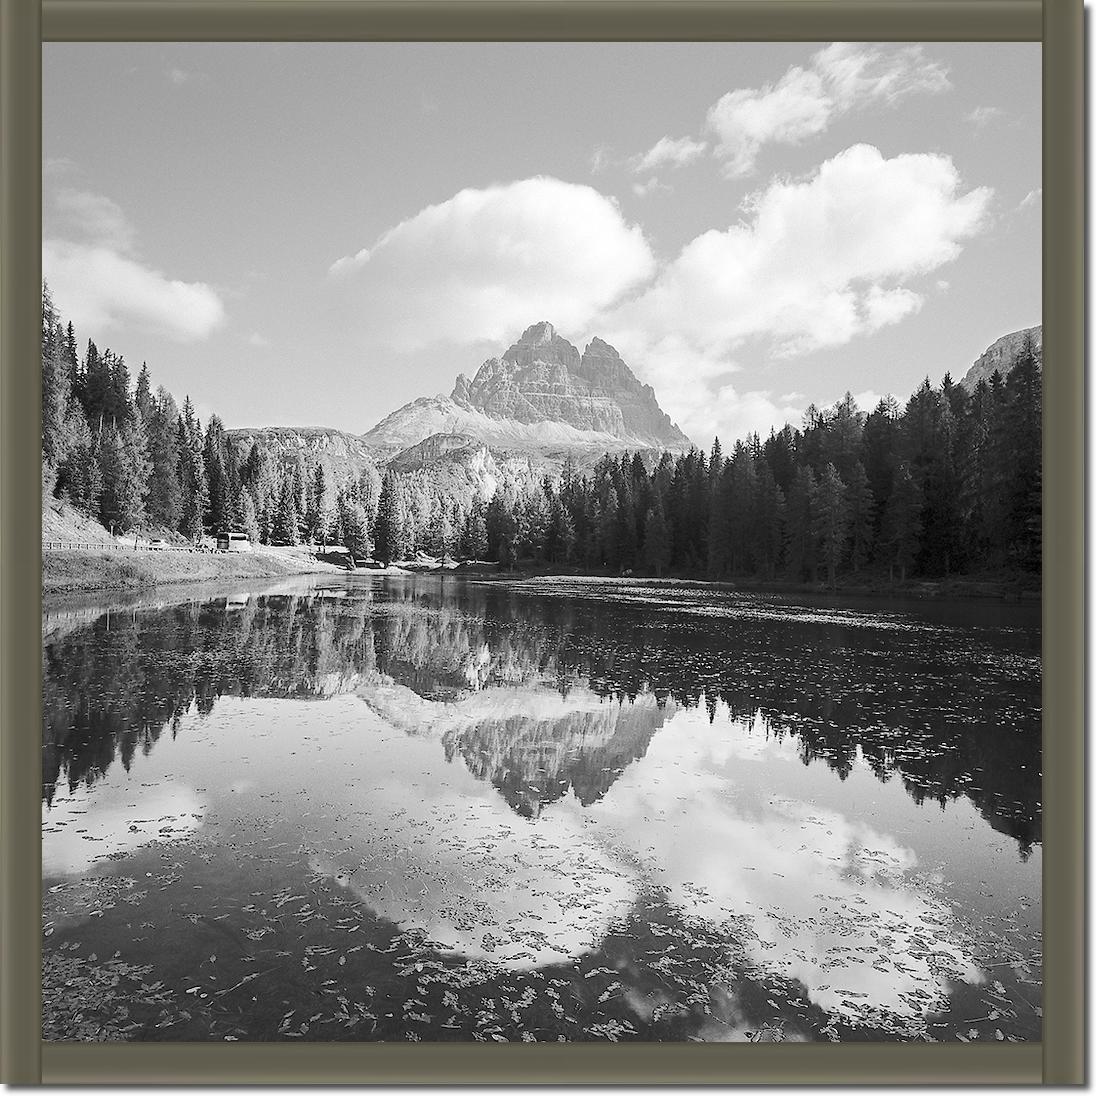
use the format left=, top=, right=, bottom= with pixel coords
left=42, top=541, right=206, bottom=553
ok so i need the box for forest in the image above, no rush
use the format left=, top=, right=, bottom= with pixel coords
left=42, top=283, right=1041, bottom=585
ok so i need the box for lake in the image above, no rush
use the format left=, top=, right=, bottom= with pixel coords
left=42, top=575, right=1042, bottom=1043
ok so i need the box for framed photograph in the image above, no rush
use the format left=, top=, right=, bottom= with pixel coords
left=1, top=0, right=1082, bottom=1085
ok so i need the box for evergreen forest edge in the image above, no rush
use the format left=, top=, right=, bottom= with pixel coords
left=41, top=284, right=1042, bottom=591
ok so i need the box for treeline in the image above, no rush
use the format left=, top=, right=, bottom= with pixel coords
left=380, top=332, right=1041, bottom=582
left=42, top=284, right=383, bottom=554
left=44, top=283, right=1040, bottom=581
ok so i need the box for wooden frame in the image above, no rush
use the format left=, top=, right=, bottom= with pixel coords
left=1, top=0, right=1083, bottom=1084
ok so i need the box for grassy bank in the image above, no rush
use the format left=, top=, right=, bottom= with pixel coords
left=43, top=546, right=346, bottom=594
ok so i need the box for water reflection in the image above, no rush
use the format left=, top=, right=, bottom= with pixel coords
left=41, top=576, right=1042, bottom=1042
left=44, top=577, right=1041, bottom=854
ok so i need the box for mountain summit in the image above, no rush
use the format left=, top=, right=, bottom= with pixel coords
left=363, top=323, right=691, bottom=455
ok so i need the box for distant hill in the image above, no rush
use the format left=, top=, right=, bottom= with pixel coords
left=226, top=426, right=380, bottom=483
left=959, top=325, right=1042, bottom=392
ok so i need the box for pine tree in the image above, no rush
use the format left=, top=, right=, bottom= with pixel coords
left=55, top=408, right=101, bottom=515
left=96, top=423, right=128, bottom=533
left=811, top=463, right=849, bottom=590
left=785, top=466, right=817, bottom=581
left=239, top=491, right=260, bottom=545
left=203, top=415, right=233, bottom=534
left=461, top=496, right=489, bottom=560
left=42, top=323, right=70, bottom=466
left=273, top=476, right=301, bottom=545
left=309, top=462, right=334, bottom=546
left=845, top=461, right=875, bottom=573
left=881, top=461, right=924, bottom=582
left=753, top=460, right=786, bottom=579
left=147, top=393, right=184, bottom=530
left=177, top=398, right=208, bottom=541
left=134, top=363, right=154, bottom=421
left=643, top=496, right=671, bottom=577
left=374, top=471, right=406, bottom=565
left=338, top=493, right=372, bottom=559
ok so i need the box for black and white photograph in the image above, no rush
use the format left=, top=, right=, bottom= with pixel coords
left=40, top=40, right=1042, bottom=1045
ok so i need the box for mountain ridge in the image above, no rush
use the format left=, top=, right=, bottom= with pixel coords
left=959, top=324, right=1042, bottom=392
left=362, top=322, right=691, bottom=454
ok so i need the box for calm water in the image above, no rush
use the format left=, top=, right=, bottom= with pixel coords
left=42, top=575, right=1041, bottom=1043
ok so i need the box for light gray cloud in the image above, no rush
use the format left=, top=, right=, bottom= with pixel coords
left=707, top=43, right=951, bottom=178
left=632, top=176, right=671, bottom=198
left=166, top=66, right=206, bottom=86
left=631, top=135, right=708, bottom=175
left=1017, top=187, right=1041, bottom=212
left=966, top=105, right=1004, bottom=128
left=53, top=188, right=136, bottom=253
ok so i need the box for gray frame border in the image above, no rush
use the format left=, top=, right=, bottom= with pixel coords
left=0, top=0, right=1082, bottom=1084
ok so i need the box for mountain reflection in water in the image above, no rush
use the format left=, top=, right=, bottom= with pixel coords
left=41, top=576, right=1041, bottom=1043
left=44, top=577, right=1040, bottom=853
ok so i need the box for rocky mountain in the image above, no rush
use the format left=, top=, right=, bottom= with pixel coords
left=226, top=426, right=380, bottom=484
left=959, top=325, right=1042, bottom=392
left=387, top=432, right=480, bottom=473
left=362, top=322, right=691, bottom=456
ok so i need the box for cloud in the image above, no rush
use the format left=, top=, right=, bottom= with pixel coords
left=589, top=146, right=612, bottom=174
left=43, top=239, right=226, bottom=342
left=246, top=331, right=272, bottom=348
left=600, top=144, right=990, bottom=440
left=53, top=188, right=136, bottom=252
left=632, top=176, right=671, bottom=198
left=707, top=65, right=831, bottom=178
left=166, top=66, right=206, bottom=86
left=707, top=43, right=950, bottom=177
left=329, top=177, right=655, bottom=351
left=1017, top=187, right=1041, bottom=212
left=966, top=105, right=1003, bottom=128
left=631, top=135, right=708, bottom=175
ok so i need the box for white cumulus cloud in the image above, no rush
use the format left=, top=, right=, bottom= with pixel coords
left=329, top=177, right=655, bottom=351
left=599, top=144, right=990, bottom=441
left=43, top=239, right=226, bottom=343
left=707, top=43, right=950, bottom=177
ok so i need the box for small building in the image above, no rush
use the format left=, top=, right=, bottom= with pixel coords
left=216, top=531, right=253, bottom=552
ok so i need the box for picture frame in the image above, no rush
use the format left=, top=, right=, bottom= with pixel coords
left=1, top=0, right=1082, bottom=1084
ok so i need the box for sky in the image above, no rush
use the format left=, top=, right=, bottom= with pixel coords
left=43, top=42, right=1041, bottom=449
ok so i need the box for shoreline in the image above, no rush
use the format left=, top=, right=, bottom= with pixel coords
left=41, top=546, right=1041, bottom=605
left=42, top=545, right=345, bottom=596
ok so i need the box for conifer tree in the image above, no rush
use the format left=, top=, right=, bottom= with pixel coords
left=643, top=496, right=671, bottom=577
left=811, top=463, right=849, bottom=590
left=881, top=461, right=924, bottom=582
left=271, top=475, right=298, bottom=545
left=845, top=461, right=875, bottom=573
left=374, top=471, right=406, bottom=565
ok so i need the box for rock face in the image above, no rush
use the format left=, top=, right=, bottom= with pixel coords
left=226, top=426, right=379, bottom=483
left=388, top=432, right=479, bottom=473
left=960, top=325, right=1042, bottom=392
left=363, top=322, right=691, bottom=454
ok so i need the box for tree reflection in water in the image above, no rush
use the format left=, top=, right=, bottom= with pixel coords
left=43, top=577, right=1041, bottom=856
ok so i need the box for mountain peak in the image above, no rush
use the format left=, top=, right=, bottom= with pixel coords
left=365, top=323, right=692, bottom=454
left=515, top=320, right=555, bottom=346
